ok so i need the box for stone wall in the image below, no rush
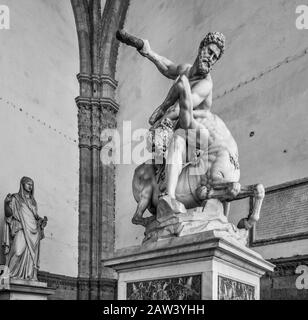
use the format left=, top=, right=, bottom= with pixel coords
left=0, top=0, right=79, bottom=277
left=251, top=178, right=308, bottom=246
left=37, top=271, right=117, bottom=300
left=251, top=177, right=308, bottom=264
left=261, top=255, right=308, bottom=300
left=38, top=271, right=78, bottom=300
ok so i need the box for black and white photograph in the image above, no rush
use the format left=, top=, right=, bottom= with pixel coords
left=0, top=0, right=308, bottom=307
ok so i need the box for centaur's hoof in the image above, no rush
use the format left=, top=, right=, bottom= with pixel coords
left=156, top=195, right=187, bottom=221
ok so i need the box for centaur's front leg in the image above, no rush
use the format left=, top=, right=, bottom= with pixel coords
left=132, top=184, right=153, bottom=226
left=236, top=184, right=265, bottom=229
left=196, top=182, right=265, bottom=230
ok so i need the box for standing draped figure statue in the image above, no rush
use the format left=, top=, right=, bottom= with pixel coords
left=2, top=177, right=47, bottom=281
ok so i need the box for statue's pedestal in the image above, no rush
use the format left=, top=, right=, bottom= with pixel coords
left=105, top=231, right=274, bottom=300
left=142, top=199, right=250, bottom=246
left=0, top=279, right=54, bottom=300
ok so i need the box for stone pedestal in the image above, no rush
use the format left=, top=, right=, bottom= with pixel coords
left=143, top=199, right=249, bottom=246
left=0, top=279, right=54, bottom=300
left=104, top=231, right=274, bottom=300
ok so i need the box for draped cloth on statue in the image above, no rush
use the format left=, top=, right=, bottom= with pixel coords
left=2, top=179, right=41, bottom=280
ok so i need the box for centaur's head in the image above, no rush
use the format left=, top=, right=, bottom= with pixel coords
left=195, top=31, right=226, bottom=76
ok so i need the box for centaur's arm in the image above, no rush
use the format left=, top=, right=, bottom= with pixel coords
left=116, top=29, right=182, bottom=80
left=139, top=41, right=181, bottom=80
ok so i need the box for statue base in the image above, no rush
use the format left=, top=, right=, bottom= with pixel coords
left=104, top=231, right=274, bottom=300
left=143, top=198, right=249, bottom=246
left=0, top=279, right=54, bottom=300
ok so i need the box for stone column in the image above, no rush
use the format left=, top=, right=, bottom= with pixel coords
left=71, top=0, right=130, bottom=300
left=76, top=74, right=119, bottom=300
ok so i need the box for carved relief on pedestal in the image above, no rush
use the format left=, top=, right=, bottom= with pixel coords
left=218, top=276, right=255, bottom=300
left=127, top=275, right=201, bottom=300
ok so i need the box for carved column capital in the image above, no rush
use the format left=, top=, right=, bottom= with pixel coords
left=100, top=97, right=119, bottom=114
left=100, top=74, right=118, bottom=89
left=75, top=96, right=92, bottom=106
left=77, top=73, right=92, bottom=83
left=76, top=96, right=104, bottom=150
left=91, top=104, right=102, bottom=149
left=100, top=74, right=118, bottom=102
left=76, top=97, right=92, bottom=148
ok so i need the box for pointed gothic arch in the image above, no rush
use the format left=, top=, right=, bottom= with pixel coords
left=71, top=0, right=130, bottom=300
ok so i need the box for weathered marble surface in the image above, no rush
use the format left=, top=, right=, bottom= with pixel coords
left=218, top=276, right=255, bottom=300
left=117, top=30, right=265, bottom=243
left=0, top=279, right=54, bottom=300
left=143, top=199, right=248, bottom=245
left=2, top=177, right=47, bottom=281
left=127, top=275, right=201, bottom=300
left=104, top=231, right=275, bottom=300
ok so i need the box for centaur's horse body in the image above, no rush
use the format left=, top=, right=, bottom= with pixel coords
left=132, top=125, right=265, bottom=230
left=132, top=159, right=208, bottom=218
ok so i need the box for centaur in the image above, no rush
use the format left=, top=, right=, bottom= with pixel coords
left=117, top=30, right=265, bottom=231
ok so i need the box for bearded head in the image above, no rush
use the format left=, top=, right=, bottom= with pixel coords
left=196, top=31, right=226, bottom=76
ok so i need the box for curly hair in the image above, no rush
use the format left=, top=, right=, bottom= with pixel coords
left=199, top=32, right=226, bottom=59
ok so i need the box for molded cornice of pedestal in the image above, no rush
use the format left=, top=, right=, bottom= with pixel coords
left=0, top=279, right=55, bottom=300
left=104, top=231, right=275, bottom=276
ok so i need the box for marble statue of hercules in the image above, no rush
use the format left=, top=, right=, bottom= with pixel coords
left=139, top=32, right=240, bottom=200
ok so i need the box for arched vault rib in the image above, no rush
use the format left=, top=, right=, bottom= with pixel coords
left=71, top=0, right=91, bottom=74
left=71, top=0, right=129, bottom=78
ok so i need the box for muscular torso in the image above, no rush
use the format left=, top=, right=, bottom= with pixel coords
left=171, top=66, right=240, bottom=183
left=171, top=66, right=238, bottom=158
